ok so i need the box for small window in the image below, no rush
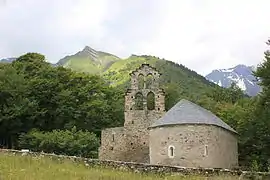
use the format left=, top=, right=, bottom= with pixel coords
left=112, top=134, right=115, bottom=142
left=168, top=145, right=175, bottom=158
left=204, top=145, right=208, bottom=156
left=131, top=120, right=134, bottom=124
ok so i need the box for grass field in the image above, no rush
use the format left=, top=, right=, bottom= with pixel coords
left=0, top=153, right=241, bottom=180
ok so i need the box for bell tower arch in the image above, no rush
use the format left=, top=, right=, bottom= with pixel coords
left=125, top=64, right=165, bottom=114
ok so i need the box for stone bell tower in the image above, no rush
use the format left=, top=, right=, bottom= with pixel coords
left=99, top=63, right=165, bottom=163
left=123, top=63, right=165, bottom=163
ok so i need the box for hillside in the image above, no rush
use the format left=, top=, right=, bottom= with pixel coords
left=56, top=48, right=225, bottom=110
left=56, top=46, right=120, bottom=74
left=104, top=55, right=213, bottom=87
left=104, top=55, right=220, bottom=108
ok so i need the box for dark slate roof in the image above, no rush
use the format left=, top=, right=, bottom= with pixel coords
left=149, top=99, right=237, bottom=134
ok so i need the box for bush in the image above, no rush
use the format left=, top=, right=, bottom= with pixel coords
left=18, top=127, right=99, bottom=158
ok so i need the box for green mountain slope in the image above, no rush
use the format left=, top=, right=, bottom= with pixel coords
left=104, top=55, right=212, bottom=87
left=56, top=47, right=227, bottom=110
left=103, top=55, right=219, bottom=109
left=57, top=46, right=120, bottom=74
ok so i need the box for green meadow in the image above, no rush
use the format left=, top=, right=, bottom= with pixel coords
left=0, top=152, right=241, bottom=180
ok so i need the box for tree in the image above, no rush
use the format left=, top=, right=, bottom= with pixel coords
left=0, top=64, right=38, bottom=148
left=244, top=39, right=270, bottom=171
left=209, top=82, right=245, bottom=104
left=18, top=127, right=99, bottom=158
left=0, top=52, right=124, bottom=149
left=254, top=39, right=270, bottom=106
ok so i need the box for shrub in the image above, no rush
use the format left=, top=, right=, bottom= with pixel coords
left=18, top=127, right=99, bottom=158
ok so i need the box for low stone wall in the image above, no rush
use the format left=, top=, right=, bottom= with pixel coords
left=1, top=149, right=270, bottom=179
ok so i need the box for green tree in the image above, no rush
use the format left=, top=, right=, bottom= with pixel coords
left=254, top=39, right=270, bottom=105
left=242, top=39, right=270, bottom=171
left=0, top=64, right=38, bottom=148
left=18, top=127, right=99, bottom=158
left=0, top=52, right=124, bottom=149
left=209, top=83, right=244, bottom=104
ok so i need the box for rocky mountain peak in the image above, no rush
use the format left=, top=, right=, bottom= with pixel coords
left=205, top=64, right=261, bottom=96
left=82, top=46, right=95, bottom=53
left=74, top=46, right=99, bottom=62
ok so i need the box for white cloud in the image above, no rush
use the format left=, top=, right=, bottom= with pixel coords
left=136, top=0, right=270, bottom=75
left=0, top=0, right=270, bottom=75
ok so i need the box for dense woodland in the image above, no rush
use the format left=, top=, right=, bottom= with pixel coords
left=1, top=40, right=270, bottom=171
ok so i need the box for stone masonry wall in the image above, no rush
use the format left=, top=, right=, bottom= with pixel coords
left=99, top=127, right=125, bottom=161
left=123, top=110, right=165, bottom=163
left=1, top=149, right=270, bottom=179
left=149, top=124, right=238, bottom=169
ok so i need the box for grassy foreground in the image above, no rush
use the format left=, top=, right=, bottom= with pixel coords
left=0, top=153, right=240, bottom=180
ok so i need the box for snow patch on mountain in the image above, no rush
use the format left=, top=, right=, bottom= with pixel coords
left=237, top=78, right=246, bottom=91
left=205, top=64, right=261, bottom=96
left=218, top=80, right=222, bottom=86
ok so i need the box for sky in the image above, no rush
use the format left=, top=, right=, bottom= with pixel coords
left=0, top=0, right=270, bottom=75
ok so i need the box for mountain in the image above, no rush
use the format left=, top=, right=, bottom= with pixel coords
left=56, top=48, right=227, bottom=110
left=103, top=55, right=213, bottom=88
left=56, top=46, right=120, bottom=74
left=205, top=64, right=261, bottom=96
left=0, top=58, right=16, bottom=63
left=103, top=55, right=223, bottom=110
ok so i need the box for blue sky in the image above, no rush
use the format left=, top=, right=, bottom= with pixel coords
left=0, top=0, right=270, bottom=75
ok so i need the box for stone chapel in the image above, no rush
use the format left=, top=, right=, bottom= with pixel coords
left=99, top=64, right=238, bottom=169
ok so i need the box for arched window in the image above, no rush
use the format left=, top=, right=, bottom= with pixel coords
left=145, top=74, right=153, bottom=89
left=168, top=145, right=175, bottom=158
left=134, top=92, right=143, bottom=110
left=147, top=91, right=155, bottom=110
left=138, top=74, right=144, bottom=89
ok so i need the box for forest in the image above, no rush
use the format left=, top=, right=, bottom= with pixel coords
left=0, top=40, right=270, bottom=172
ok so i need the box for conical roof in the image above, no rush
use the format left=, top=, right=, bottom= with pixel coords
left=149, top=99, right=237, bottom=134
